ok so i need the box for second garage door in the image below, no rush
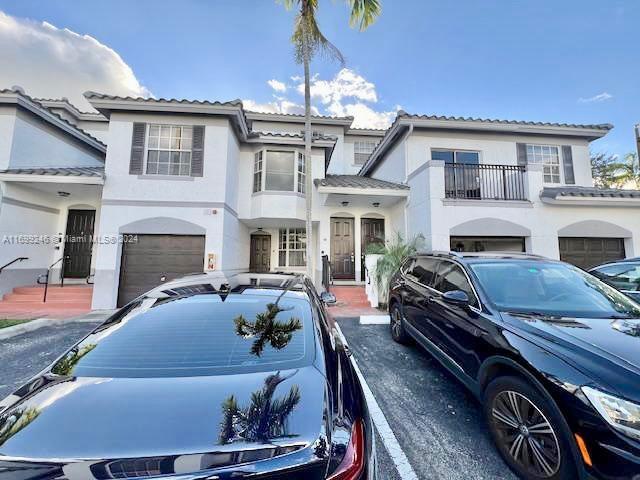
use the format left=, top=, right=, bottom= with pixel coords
left=559, top=237, right=625, bottom=270
left=118, top=234, right=205, bottom=306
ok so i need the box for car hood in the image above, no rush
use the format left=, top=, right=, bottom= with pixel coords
left=501, top=312, right=640, bottom=400
left=0, top=367, right=325, bottom=466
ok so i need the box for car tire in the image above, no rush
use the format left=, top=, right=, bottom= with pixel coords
left=483, top=376, right=578, bottom=480
left=389, top=303, right=410, bottom=344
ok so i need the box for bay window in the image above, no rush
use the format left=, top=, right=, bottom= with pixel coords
left=279, top=228, right=306, bottom=267
left=252, top=149, right=306, bottom=194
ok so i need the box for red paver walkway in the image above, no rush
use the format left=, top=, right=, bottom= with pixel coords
left=0, top=285, right=93, bottom=319
left=326, top=285, right=386, bottom=318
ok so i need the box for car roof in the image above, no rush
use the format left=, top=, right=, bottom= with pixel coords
left=141, top=272, right=310, bottom=302
left=591, top=258, right=640, bottom=270
left=414, top=251, right=549, bottom=262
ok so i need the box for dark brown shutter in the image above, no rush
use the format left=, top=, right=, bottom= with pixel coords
left=561, top=145, right=575, bottom=184
left=516, top=143, right=528, bottom=166
left=129, top=123, right=146, bottom=174
left=191, top=125, right=205, bottom=177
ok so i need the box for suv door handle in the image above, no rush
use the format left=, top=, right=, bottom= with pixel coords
left=427, top=296, right=437, bottom=303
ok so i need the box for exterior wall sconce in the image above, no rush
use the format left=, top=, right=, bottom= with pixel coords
left=372, top=202, right=380, bottom=207
left=341, top=201, right=349, bottom=207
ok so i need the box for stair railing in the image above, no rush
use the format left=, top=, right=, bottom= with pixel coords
left=37, top=256, right=68, bottom=303
left=321, top=255, right=333, bottom=293
left=0, top=257, right=28, bottom=276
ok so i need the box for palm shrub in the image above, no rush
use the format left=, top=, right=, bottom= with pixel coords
left=374, top=233, right=423, bottom=305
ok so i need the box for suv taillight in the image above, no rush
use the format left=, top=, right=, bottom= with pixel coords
left=327, top=419, right=365, bottom=480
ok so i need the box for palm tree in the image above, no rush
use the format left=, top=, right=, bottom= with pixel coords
left=218, top=371, right=301, bottom=445
left=282, top=0, right=382, bottom=280
left=374, top=233, right=424, bottom=305
left=234, top=303, right=302, bottom=357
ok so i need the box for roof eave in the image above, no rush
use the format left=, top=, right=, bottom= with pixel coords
left=402, top=117, right=612, bottom=140
left=0, top=91, right=107, bottom=154
left=85, top=95, right=251, bottom=139
left=245, top=111, right=354, bottom=127
left=0, top=173, right=104, bottom=185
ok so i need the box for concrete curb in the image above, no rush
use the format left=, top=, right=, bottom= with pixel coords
left=0, top=310, right=115, bottom=341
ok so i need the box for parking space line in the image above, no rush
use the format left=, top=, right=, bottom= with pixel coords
left=359, top=315, right=390, bottom=325
left=335, top=323, right=419, bottom=480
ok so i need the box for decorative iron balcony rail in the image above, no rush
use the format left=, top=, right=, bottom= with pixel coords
left=444, top=163, right=527, bottom=201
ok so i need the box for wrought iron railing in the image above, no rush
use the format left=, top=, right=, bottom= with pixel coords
left=444, top=163, right=527, bottom=201
left=0, top=257, right=28, bottom=276
left=321, top=254, right=332, bottom=293
left=37, top=255, right=68, bottom=302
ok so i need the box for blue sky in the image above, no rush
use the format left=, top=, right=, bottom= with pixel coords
left=0, top=0, right=637, bottom=155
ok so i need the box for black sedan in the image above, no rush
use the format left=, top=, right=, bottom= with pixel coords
left=589, top=258, right=640, bottom=302
left=388, top=252, right=640, bottom=480
left=0, top=273, right=376, bottom=480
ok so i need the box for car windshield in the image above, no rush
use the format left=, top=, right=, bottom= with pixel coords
left=469, top=260, right=640, bottom=318
left=52, top=291, right=314, bottom=378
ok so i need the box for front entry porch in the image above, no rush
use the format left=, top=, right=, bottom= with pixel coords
left=0, top=167, right=103, bottom=297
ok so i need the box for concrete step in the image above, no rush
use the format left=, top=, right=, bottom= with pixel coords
left=12, top=286, right=93, bottom=295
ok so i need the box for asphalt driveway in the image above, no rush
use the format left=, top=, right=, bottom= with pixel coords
left=338, top=317, right=518, bottom=480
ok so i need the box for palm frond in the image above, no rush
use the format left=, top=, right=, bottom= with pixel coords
left=374, top=233, right=424, bottom=304
left=291, top=1, right=344, bottom=65
left=347, top=0, right=381, bottom=31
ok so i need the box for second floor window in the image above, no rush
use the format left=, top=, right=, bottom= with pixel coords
left=354, top=140, right=379, bottom=165
left=146, top=125, right=193, bottom=176
left=253, top=149, right=306, bottom=194
left=526, top=144, right=561, bottom=183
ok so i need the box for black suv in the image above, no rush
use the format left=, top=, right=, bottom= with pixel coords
left=589, top=258, right=640, bottom=302
left=388, top=252, right=640, bottom=480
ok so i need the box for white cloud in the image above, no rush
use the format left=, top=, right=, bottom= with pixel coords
left=0, top=11, right=151, bottom=111
left=267, top=79, right=287, bottom=93
left=247, top=68, right=397, bottom=129
left=243, top=98, right=320, bottom=116
left=578, top=92, right=613, bottom=103
left=297, top=68, right=378, bottom=105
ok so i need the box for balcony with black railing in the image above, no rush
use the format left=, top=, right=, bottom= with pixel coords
left=444, top=163, right=527, bottom=201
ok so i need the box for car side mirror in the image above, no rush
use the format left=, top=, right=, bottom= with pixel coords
left=442, top=290, right=470, bottom=306
left=321, top=292, right=337, bottom=305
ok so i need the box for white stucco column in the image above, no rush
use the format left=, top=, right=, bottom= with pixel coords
left=524, top=163, right=558, bottom=258
left=426, top=160, right=449, bottom=251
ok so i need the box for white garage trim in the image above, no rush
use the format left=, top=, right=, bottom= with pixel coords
left=558, top=220, right=632, bottom=238
left=450, top=217, right=531, bottom=237
left=118, top=217, right=206, bottom=235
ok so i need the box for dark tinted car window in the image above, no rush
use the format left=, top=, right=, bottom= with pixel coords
left=435, top=261, right=478, bottom=306
left=52, top=292, right=314, bottom=378
left=470, top=260, right=640, bottom=318
left=407, top=257, right=440, bottom=286
left=593, top=263, right=640, bottom=292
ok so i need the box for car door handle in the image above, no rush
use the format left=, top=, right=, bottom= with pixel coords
left=427, top=296, right=437, bottom=303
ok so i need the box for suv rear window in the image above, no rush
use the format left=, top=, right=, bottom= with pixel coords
left=52, top=292, right=314, bottom=378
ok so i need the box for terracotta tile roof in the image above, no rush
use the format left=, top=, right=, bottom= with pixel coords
left=0, top=166, right=104, bottom=177
left=314, top=174, right=408, bottom=190
left=541, top=186, right=640, bottom=199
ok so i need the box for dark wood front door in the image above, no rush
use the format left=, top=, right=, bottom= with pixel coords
left=361, top=218, right=385, bottom=281
left=63, top=209, right=95, bottom=278
left=331, top=217, right=355, bottom=279
left=250, top=235, right=271, bottom=273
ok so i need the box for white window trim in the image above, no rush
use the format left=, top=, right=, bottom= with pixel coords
left=525, top=143, right=563, bottom=185
left=253, top=148, right=306, bottom=195
left=353, top=140, right=379, bottom=166
left=144, top=124, right=194, bottom=177
left=278, top=227, right=307, bottom=267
